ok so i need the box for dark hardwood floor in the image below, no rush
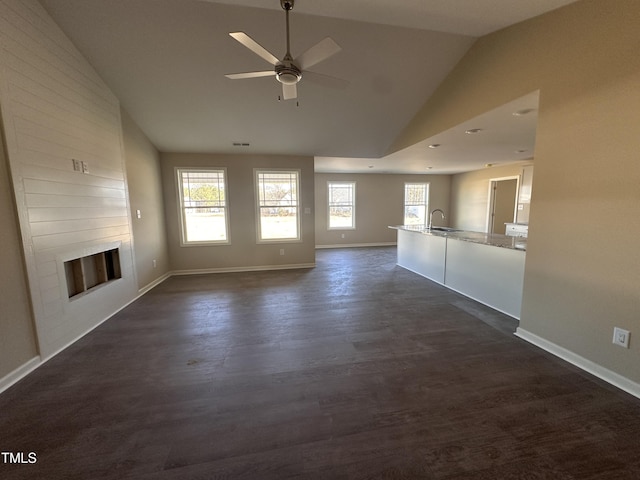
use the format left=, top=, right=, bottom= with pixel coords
left=2, top=247, right=639, bottom=479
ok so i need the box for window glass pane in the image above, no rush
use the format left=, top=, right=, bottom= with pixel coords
left=404, top=205, right=427, bottom=226
left=257, top=171, right=300, bottom=240
left=328, top=182, right=355, bottom=229
left=404, top=183, right=429, bottom=225
left=259, top=206, right=298, bottom=239
left=179, top=169, right=228, bottom=243
left=329, top=206, right=354, bottom=228
left=184, top=208, right=227, bottom=242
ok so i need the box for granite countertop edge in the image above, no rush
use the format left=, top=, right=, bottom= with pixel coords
left=389, top=225, right=527, bottom=251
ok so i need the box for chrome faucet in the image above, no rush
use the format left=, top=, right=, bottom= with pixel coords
left=428, top=209, right=445, bottom=229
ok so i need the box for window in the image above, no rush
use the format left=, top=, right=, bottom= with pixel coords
left=256, top=170, right=300, bottom=241
left=328, top=181, right=355, bottom=229
left=404, top=183, right=429, bottom=226
left=177, top=168, right=228, bottom=244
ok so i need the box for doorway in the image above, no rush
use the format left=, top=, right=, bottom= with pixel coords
left=488, top=177, right=518, bottom=234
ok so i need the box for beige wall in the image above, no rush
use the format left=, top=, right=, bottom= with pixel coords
left=393, top=0, right=640, bottom=383
left=0, top=123, right=38, bottom=379
left=315, top=173, right=451, bottom=247
left=161, top=153, right=315, bottom=271
left=121, top=108, right=170, bottom=290
left=450, top=163, right=529, bottom=232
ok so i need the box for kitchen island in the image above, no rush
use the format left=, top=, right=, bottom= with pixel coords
left=390, top=225, right=526, bottom=319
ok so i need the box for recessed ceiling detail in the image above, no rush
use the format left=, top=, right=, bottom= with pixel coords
left=316, top=90, right=540, bottom=174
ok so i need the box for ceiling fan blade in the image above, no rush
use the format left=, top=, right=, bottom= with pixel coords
left=303, top=71, right=349, bottom=90
left=229, top=32, right=279, bottom=66
left=282, top=83, right=297, bottom=100
left=225, top=71, right=275, bottom=80
left=296, top=37, right=341, bottom=70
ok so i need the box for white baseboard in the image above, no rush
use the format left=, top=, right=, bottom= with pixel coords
left=0, top=356, right=41, bottom=395
left=172, top=263, right=316, bottom=276
left=138, top=272, right=171, bottom=295
left=515, top=327, right=640, bottom=400
left=315, top=242, right=396, bottom=249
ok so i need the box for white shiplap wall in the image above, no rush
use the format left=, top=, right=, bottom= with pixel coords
left=0, top=0, right=137, bottom=359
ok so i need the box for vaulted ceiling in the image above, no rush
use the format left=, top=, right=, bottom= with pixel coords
left=39, top=0, right=577, bottom=173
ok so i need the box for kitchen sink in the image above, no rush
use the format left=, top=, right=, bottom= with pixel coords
left=429, top=226, right=461, bottom=232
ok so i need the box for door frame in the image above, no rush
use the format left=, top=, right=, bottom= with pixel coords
left=486, top=175, right=520, bottom=233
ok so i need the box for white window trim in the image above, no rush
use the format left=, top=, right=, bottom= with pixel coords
left=254, top=168, right=302, bottom=243
left=327, top=181, right=356, bottom=230
left=176, top=167, right=230, bottom=246
left=403, top=182, right=430, bottom=226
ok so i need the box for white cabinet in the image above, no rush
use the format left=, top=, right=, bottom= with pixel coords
left=397, top=229, right=446, bottom=284
left=445, top=239, right=526, bottom=319
left=393, top=227, right=526, bottom=319
left=505, top=223, right=528, bottom=238
left=516, top=165, right=534, bottom=223
left=518, top=165, right=534, bottom=203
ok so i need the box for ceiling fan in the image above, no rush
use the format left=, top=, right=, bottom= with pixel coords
left=225, top=0, right=347, bottom=100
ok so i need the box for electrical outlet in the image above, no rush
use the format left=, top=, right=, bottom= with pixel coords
left=72, top=159, right=81, bottom=171
left=152, top=259, right=157, bottom=268
left=279, top=249, right=285, bottom=256
left=341, top=234, right=345, bottom=239
left=81, top=161, right=89, bottom=173
left=612, top=327, right=630, bottom=348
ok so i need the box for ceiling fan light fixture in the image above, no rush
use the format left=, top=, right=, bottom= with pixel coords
left=277, top=71, right=301, bottom=85
left=275, top=64, right=302, bottom=85
left=225, top=0, right=345, bottom=100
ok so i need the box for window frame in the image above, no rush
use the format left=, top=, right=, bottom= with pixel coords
left=176, top=167, right=230, bottom=246
left=403, top=182, right=430, bottom=227
left=254, top=169, right=301, bottom=243
left=327, top=181, right=356, bottom=230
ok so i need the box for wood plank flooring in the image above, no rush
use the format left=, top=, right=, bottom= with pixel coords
left=1, top=247, right=639, bottom=479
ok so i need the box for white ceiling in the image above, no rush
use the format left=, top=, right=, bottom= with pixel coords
left=39, top=0, right=575, bottom=173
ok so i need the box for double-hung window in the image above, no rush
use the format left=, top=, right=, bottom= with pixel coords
left=328, top=181, right=355, bottom=229
left=404, top=183, right=429, bottom=226
left=177, top=168, right=229, bottom=244
left=256, top=170, right=300, bottom=241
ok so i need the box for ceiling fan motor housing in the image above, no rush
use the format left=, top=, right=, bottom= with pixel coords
left=280, top=0, right=294, bottom=11
left=275, top=62, right=302, bottom=85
